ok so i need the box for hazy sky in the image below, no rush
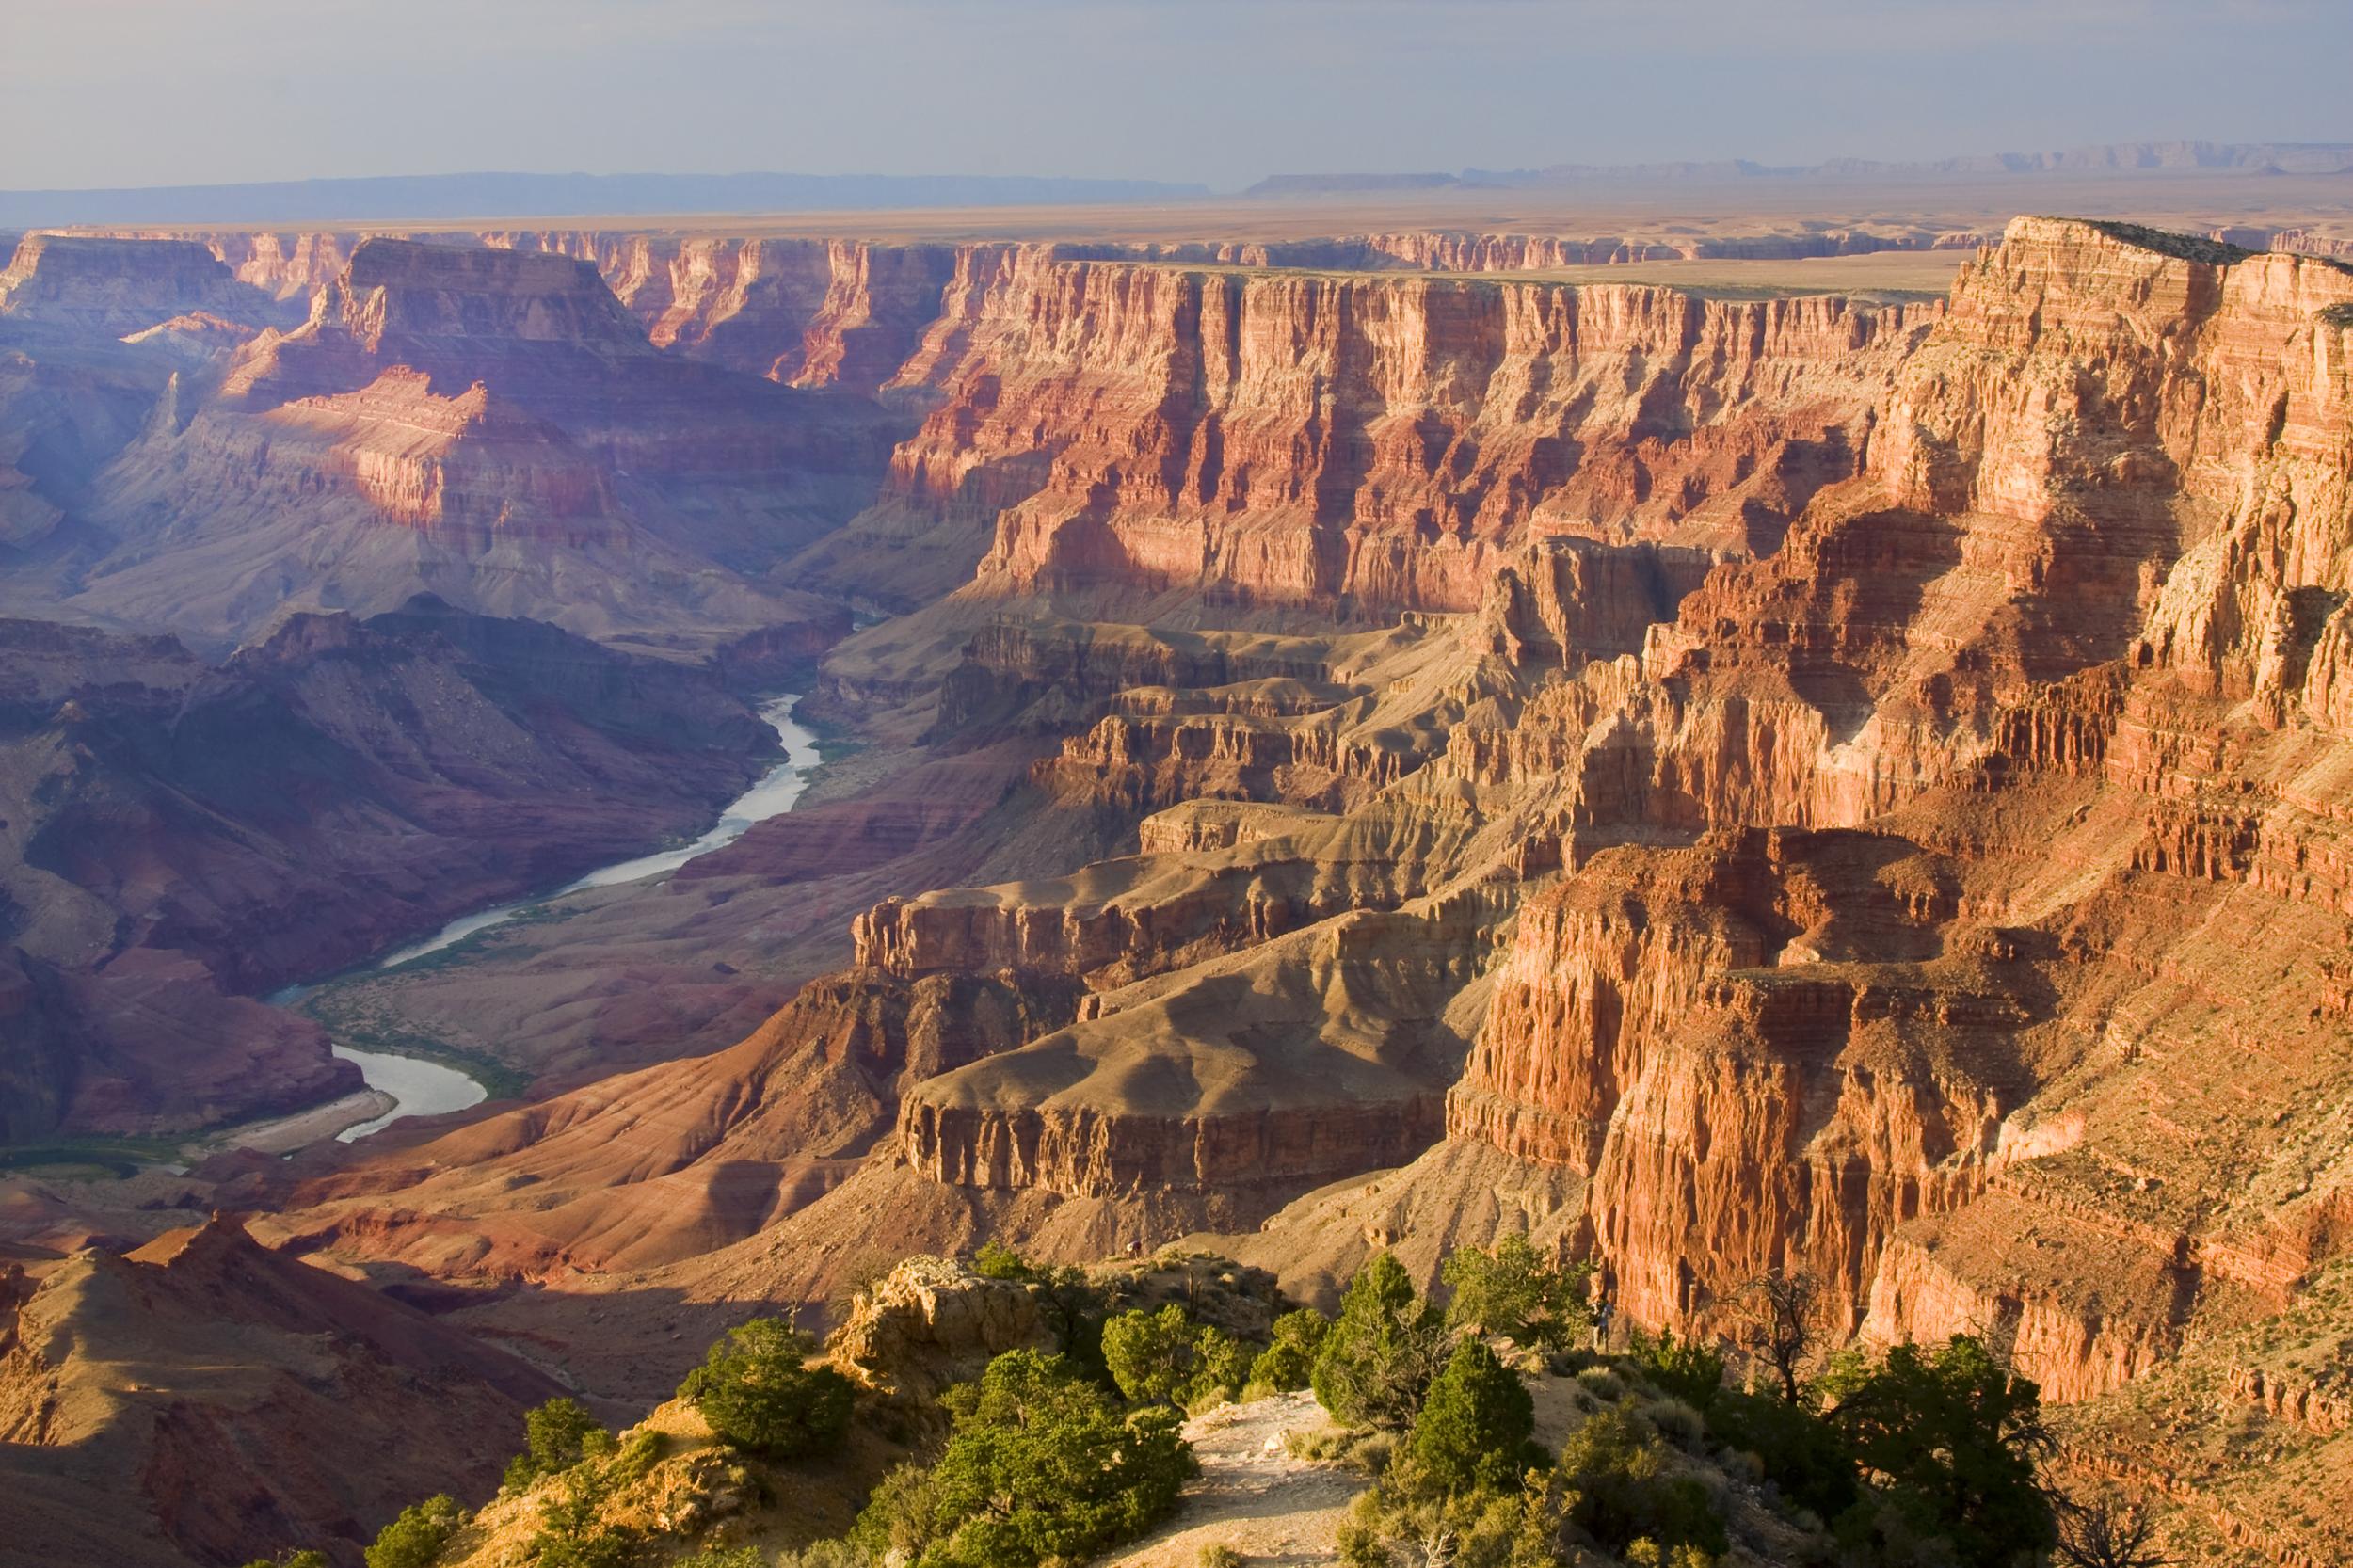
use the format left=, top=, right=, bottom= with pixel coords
left=5, top=0, right=2347, bottom=192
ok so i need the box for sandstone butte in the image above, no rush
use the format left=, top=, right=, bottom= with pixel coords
left=6, top=213, right=2353, bottom=1567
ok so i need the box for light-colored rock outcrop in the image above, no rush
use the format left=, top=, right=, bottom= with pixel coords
left=827, top=1255, right=1052, bottom=1399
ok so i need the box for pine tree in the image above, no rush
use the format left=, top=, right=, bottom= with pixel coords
left=1406, top=1338, right=1536, bottom=1495
left=1311, top=1252, right=1447, bottom=1430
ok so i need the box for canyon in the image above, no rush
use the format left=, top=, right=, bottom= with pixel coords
left=2, top=195, right=2353, bottom=1567
left=0, top=598, right=787, bottom=1140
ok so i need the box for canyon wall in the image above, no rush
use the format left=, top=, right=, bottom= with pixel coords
left=40, top=235, right=886, bottom=655
left=141, top=218, right=2353, bottom=1564
left=878, top=256, right=1938, bottom=616
left=1435, top=220, right=2353, bottom=1411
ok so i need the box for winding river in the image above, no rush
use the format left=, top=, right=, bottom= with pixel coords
left=303, top=694, right=817, bottom=1141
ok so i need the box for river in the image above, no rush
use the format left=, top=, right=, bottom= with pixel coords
left=304, top=694, right=817, bottom=1141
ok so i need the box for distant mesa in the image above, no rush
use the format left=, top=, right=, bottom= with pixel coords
left=9, top=140, right=2350, bottom=230
left=0, top=232, right=284, bottom=336
left=1246, top=138, right=2353, bottom=196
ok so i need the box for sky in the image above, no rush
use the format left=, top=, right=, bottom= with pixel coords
left=4, top=0, right=2348, bottom=193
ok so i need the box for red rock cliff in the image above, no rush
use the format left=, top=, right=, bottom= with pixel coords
left=863, top=252, right=1937, bottom=616
left=1444, top=220, right=2353, bottom=1397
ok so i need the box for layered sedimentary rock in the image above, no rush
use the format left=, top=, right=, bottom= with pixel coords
left=173, top=216, right=2353, bottom=1565
left=895, top=904, right=1475, bottom=1205
left=1427, top=220, right=2353, bottom=1423
left=56, top=236, right=886, bottom=656
left=268, top=967, right=1082, bottom=1278
left=864, top=253, right=1936, bottom=616
left=0, top=234, right=282, bottom=337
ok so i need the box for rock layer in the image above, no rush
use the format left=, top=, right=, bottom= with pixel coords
left=1433, top=221, right=2353, bottom=1408
left=887, top=256, right=1937, bottom=615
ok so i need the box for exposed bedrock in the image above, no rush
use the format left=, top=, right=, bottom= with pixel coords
left=267, top=966, right=1084, bottom=1278
left=0, top=233, right=287, bottom=337
left=56, top=235, right=892, bottom=651
left=930, top=617, right=1359, bottom=742
left=895, top=904, right=1479, bottom=1208
left=1422, top=220, right=2353, bottom=1410
left=900, top=259, right=1936, bottom=614
left=853, top=800, right=1467, bottom=993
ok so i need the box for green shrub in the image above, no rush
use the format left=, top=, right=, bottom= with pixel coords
left=1199, top=1544, right=1244, bottom=1568
left=1247, top=1308, right=1330, bottom=1392
left=851, top=1348, right=1195, bottom=1568
left=1637, top=1397, right=1705, bottom=1452
left=605, top=1429, right=665, bottom=1486
left=1406, top=1338, right=1538, bottom=1496
left=1439, top=1236, right=1593, bottom=1351
left=1346, top=1447, right=1564, bottom=1568
left=1103, top=1304, right=1197, bottom=1404
left=529, top=1456, right=634, bottom=1568
left=1031, top=1263, right=1110, bottom=1376
left=1574, top=1365, right=1625, bottom=1402
left=680, top=1318, right=855, bottom=1459
left=773, top=1543, right=865, bottom=1568
left=1281, top=1423, right=1371, bottom=1464
left=1335, top=1517, right=1385, bottom=1568
left=971, top=1240, right=1032, bottom=1281
left=850, top=1463, right=944, bottom=1565
left=1623, top=1542, right=1718, bottom=1568
left=1828, top=1336, right=2054, bottom=1565
left=1310, top=1253, right=1447, bottom=1431
left=241, top=1554, right=330, bottom=1568
left=1350, top=1430, right=1399, bottom=1477
left=505, top=1397, right=608, bottom=1491
left=1556, top=1406, right=1727, bottom=1560
left=1339, top=1323, right=1557, bottom=1568
left=365, top=1494, right=466, bottom=1568
left=1626, top=1327, right=1725, bottom=1413
left=1705, top=1387, right=1858, bottom=1521
left=683, top=1550, right=766, bottom=1568
left=1103, top=1304, right=1258, bottom=1411
left=1188, top=1325, right=1256, bottom=1411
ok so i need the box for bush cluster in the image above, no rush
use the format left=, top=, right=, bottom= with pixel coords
left=679, top=1318, right=855, bottom=1459
left=1247, top=1307, right=1331, bottom=1394
left=1308, top=1247, right=2057, bottom=1568
left=1102, top=1303, right=1255, bottom=1411
left=291, top=1240, right=2060, bottom=1568
left=1311, top=1253, right=1448, bottom=1430
left=504, top=1396, right=608, bottom=1493
left=852, top=1348, right=1195, bottom=1568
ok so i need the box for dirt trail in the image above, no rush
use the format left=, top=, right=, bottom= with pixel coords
left=1100, top=1391, right=1368, bottom=1568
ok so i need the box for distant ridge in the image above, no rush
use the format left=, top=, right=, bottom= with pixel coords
left=1248, top=140, right=2353, bottom=197
left=0, top=169, right=1213, bottom=227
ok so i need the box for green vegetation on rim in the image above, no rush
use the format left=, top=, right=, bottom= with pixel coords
left=292, top=1243, right=2078, bottom=1568
left=0, top=1132, right=190, bottom=1178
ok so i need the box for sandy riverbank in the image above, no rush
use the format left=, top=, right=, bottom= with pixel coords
left=211, top=1089, right=397, bottom=1155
